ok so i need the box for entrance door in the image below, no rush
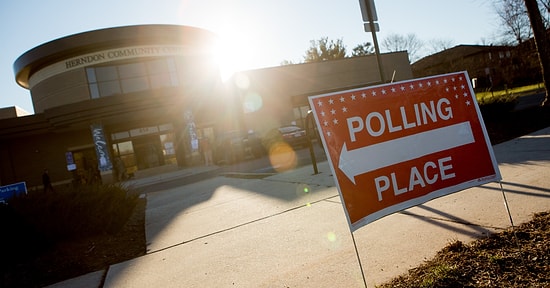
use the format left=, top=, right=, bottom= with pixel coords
left=133, top=135, right=164, bottom=170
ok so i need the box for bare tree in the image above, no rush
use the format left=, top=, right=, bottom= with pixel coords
left=524, top=0, right=550, bottom=106
left=381, top=33, right=424, bottom=62
left=494, top=0, right=532, bottom=44
left=428, top=38, right=456, bottom=54
left=303, top=37, right=347, bottom=63
left=537, top=0, right=550, bottom=27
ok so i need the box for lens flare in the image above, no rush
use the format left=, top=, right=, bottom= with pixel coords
left=325, top=231, right=342, bottom=250
left=297, top=183, right=310, bottom=194
left=296, top=183, right=312, bottom=205
left=242, top=92, right=263, bottom=113
left=234, top=73, right=250, bottom=89
left=327, top=232, right=337, bottom=242
left=268, top=142, right=297, bottom=172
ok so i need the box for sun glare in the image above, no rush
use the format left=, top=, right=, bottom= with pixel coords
left=211, top=26, right=259, bottom=82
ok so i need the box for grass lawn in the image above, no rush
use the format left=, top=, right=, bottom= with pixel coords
left=476, top=83, right=545, bottom=102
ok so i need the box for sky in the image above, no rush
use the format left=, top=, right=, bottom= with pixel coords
left=0, top=0, right=498, bottom=114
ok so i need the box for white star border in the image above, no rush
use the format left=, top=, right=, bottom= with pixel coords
left=313, top=74, right=476, bottom=138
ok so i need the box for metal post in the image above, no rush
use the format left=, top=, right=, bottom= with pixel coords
left=362, top=0, right=385, bottom=83
left=305, top=111, right=319, bottom=175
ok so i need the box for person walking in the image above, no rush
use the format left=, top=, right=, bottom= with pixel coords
left=42, top=169, right=54, bottom=192
left=114, top=157, right=127, bottom=181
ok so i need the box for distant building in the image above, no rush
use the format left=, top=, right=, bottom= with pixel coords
left=0, top=24, right=412, bottom=188
left=234, top=51, right=412, bottom=133
left=412, top=44, right=541, bottom=91
left=0, top=106, right=30, bottom=120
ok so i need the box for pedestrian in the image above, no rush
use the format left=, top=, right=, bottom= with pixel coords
left=200, top=137, right=213, bottom=166
left=42, top=169, right=54, bottom=192
left=114, top=157, right=127, bottom=181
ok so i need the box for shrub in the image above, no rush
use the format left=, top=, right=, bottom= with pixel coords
left=478, top=94, right=518, bottom=120
left=0, top=183, right=138, bottom=263
left=0, top=202, right=47, bottom=263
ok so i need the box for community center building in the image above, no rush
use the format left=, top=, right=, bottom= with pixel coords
left=0, top=24, right=412, bottom=189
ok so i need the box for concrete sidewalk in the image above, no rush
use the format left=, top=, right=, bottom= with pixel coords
left=49, top=127, right=550, bottom=288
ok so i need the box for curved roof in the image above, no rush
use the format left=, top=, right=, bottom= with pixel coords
left=14, top=24, right=217, bottom=89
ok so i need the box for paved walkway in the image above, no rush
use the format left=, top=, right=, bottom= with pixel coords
left=48, top=127, right=550, bottom=288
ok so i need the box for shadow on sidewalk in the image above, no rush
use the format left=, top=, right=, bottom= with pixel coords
left=400, top=205, right=494, bottom=238
left=480, top=181, right=550, bottom=199
left=493, top=127, right=550, bottom=164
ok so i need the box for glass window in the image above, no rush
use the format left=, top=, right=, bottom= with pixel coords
left=117, top=141, right=134, bottom=155
left=112, top=131, right=130, bottom=140
left=160, top=133, right=176, bottom=156
left=86, top=68, right=97, bottom=83
left=121, top=77, right=149, bottom=94
left=87, top=57, right=181, bottom=99
left=90, top=83, right=100, bottom=99
left=167, top=58, right=177, bottom=72
left=148, top=58, right=178, bottom=88
left=167, top=59, right=179, bottom=86
left=95, top=66, right=119, bottom=82
left=170, top=72, right=179, bottom=86
left=150, top=74, right=172, bottom=89
left=119, top=62, right=147, bottom=79
left=98, top=80, right=121, bottom=97
left=159, top=123, right=174, bottom=131
left=147, top=59, right=168, bottom=74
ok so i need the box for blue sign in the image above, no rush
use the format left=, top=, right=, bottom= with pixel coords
left=0, top=182, right=27, bottom=203
left=66, top=151, right=77, bottom=171
left=65, top=151, right=74, bottom=165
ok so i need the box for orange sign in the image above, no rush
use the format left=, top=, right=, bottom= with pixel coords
left=308, top=71, right=501, bottom=231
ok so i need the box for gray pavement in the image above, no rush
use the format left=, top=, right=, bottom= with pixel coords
left=48, top=126, right=550, bottom=288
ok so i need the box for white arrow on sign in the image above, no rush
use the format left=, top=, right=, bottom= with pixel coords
left=338, top=121, right=475, bottom=184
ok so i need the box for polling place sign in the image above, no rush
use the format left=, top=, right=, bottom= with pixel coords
left=308, top=71, right=501, bottom=231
